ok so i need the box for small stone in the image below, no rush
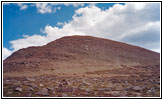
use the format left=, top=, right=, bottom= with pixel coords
left=104, top=91, right=120, bottom=96
left=52, top=91, right=56, bottom=95
left=147, top=90, right=152, bottom=94
left=134, top=92, right=142, bottom=97
left=125, top=81, right=128, bottom=84
left=82, top=79, right=91, bottom=86
left=72, top=87, right=79, bottom=92
left=27, top=93, right=32, bottom=97
left=47, top=87, right=54, bottom=91
left=119, top=91, right=128, bottom=97
left=5, top=80, right=10, bottom=82
left=58, top=83, right=63, bottom=88
left=97, top=88, right=112, bottom=91
left=52, top=80, right=55, bottom=83
left=85, top=88, right=90, bottom=92
left=93, top=79, right=98, bottom=81
left=27, top=87, right=34, bottom=91
left=13, top=81, right=21, bottom=85
left=147, top=89, right=155, bottom=94
left=125, top=86, right=133, bottom=91
left=62, top=79, right=69, bottom=85
left=31, top=83, right=37, bottom=88
left=62, top=87, right=74, bottom=92
left=36, top=88, right=49, bottom=96
left=7, top=91, right=12, bottom=94
left=15, top=87, right=22, bottom=92
left=26, top=78, right=35, bottom=82
left=62, top=93, right=68, bottom=97
left=132, top=86, right=142, bottom=91
left=39, top=84, right=44, bottom=87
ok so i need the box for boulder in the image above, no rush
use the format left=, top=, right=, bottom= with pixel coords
left=26, top=78, right=35, bottom=82
left=39, top=84, right=44, bottom=87
left=36, top=88, right=49, bottom=96
left=27, top=87, right=34, bottom=91
left=62, top=87, right=74, bottom=92
left=15, top=87, right=22, bottom=92
left=133, top=86, right=142, bottom=91
left=62, top=93, right=68, bottom=97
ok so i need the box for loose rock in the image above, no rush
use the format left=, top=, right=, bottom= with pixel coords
left=26, top=78, right=35, bottom=82
left=36, top=88, right=49, bottom=96
left=132, top=86, right=142, bottom=91
left=39, top=84, right=44, bottom=87
left=15, top=87, right=22, bottom=92
left=62, top=93, right=68, bottom=97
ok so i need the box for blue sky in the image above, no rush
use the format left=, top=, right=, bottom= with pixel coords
left=3, top=3, right=160, bottom=59
left=3, top=3, right=118, bottom=50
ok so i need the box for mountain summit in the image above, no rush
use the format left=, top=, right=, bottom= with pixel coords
left=3, top=35, right=160, bottom=97
left=3, top=35, right=159, bottom=75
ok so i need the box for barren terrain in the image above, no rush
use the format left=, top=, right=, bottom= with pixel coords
left=3, top=36, right=160, bottom=97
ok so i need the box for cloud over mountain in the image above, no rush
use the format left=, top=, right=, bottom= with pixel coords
left=4, top=3, right=160, bottom=59
left=3, top=47, right=12, bottom=60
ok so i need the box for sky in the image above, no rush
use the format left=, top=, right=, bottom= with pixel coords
left=3, top=2, right=160, bottom=60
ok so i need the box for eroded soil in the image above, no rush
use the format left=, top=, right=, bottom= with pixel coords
left=3, top=65, right=160, bottom=97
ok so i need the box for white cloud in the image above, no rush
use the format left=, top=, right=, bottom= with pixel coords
left=36, top=3, right=52, bottom=14
left=57, top=22, right=64, bottom=26
left=10, top=35, right=49, bottom=51
left=3, top=47, right=12, bottom=60
left=17, top=3, right=28, bottom=10
left=35, top=3, right=85, bottom=14
left=152, top=49, right=160, bottom=53
left=50, top=3, right=85, bottom=7
left=7, top=3, right=160, bottom=58
left=53, top=6, right=61, bottom=13
left=63, top=3, right=85, bottom=7
left=5, top=3, right=90, bottom=14
left=3, top=3, right=28, bottom=10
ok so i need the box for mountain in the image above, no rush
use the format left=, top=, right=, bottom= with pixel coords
left=3, top=35, right=160, bottom=97
left=3, top=35, right=159, bottom=74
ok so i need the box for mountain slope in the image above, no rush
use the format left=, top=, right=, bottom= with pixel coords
left=3, top=35, right=159, bottom=76
left=3, top=35, right=160, bottom=97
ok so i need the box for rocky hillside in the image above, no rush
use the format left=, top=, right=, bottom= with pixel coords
left=3, top=35, right=159, bottom=74
left=3, top=35, right=160, bottom=97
